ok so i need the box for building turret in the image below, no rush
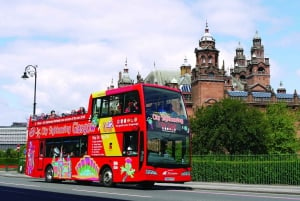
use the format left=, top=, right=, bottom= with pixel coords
left=180, top=57, right=191, bottom=76
left=246, top=31, right=270, bottom=92
left=118, top=58, right=134, bottom=87
left=192, top=22, right=225, bottom=108
left=277, top=81, right=286, bottom=94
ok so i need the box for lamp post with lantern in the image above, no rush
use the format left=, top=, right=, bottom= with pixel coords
left=21, top=65, right=38, bottom=116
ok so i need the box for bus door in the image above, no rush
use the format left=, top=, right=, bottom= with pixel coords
left=123, top=131, right=138, bottom=157
left=139, top=131, right=144, bottom=170
left=37, top=140, right=45, bottom=171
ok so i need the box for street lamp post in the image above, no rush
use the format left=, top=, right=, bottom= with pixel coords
left=21, top=65, right=38, bottom=116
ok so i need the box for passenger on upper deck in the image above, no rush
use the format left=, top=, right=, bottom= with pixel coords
left=124, top=99, right=139, bottom=113
left=36, top=113, right=47, bottom=120
left=77, top=107, right=86, bottom=114
left=49, top=110, right=57, bottom=119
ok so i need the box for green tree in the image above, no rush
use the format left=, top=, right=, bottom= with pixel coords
left=0, top=149, right=5, bottom=157
left=6, top=148, right=13, bottom=157
left=5, top=148, right=18, bottom=158
left=266, top=102, right=300, bottom=153
left=191, top=98, right=269, bottom=154
left=20, top=144, right=26, bottom=157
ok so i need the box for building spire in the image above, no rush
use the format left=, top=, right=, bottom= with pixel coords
left=124, top=57, right=128, bottom=73
left=254, top=30, right=261, bottom=39
left=118, top=57, right=134, bottom=87
left=205, top=20, right=209, bottom=33
left=200, top=20, right=215, bottom=43
left=110, top=78, right=114, bottom=89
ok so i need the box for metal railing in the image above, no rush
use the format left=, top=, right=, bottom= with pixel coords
left=192, top=154, right=300, bottom=185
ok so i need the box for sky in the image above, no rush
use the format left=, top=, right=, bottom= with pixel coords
left=0, top=0, right=300, bottom=126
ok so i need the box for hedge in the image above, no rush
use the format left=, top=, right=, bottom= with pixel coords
left=0, top=157, right=25, bottom=172
left=192, top=154, right=300, bottom=185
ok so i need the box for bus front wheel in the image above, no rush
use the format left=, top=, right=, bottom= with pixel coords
left=45, top=166, right=54, bottom=183
left=101, top=167, right=114, bottom=187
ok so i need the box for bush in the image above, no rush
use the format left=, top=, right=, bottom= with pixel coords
left=192, top=154, right=300, bottom=185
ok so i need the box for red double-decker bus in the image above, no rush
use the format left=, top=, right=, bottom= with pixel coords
left=25, top=83, right=191, bottom=187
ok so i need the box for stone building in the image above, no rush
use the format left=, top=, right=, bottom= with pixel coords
left=117, top=23, right=300, bottom=114
left=191, top=22, right=227, bottom=108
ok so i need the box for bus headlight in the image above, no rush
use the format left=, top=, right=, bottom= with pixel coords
left=181, top=171, right=190, bottom=176
left=146, top=169, right=158, bottom=175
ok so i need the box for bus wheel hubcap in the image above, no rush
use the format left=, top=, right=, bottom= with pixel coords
left=103, top=171, right=112, bottom=184
left=46, top=168, right=53, bottom=181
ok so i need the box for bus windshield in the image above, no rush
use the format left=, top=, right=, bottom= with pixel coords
left=144, top=86, right=190, bottom=168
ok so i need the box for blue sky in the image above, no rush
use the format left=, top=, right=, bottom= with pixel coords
left=0, top=0, right=300, bottom=126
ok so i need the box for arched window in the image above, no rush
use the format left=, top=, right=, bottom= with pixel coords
left=240, top=75, right=246, bottom=81
left=201, top=56, right=206, bottom=64
left=258, top=67, right=265, bottom=74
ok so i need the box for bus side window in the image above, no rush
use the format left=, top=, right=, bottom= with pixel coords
left=80, top=138, right=87, bottom=156
left=39, top=141, right=44, bottom=157
left=109, top=95, right=122, bottom=116
left=101, top=98, right=109, bottom=117
left=92, top=98, right=102, bottom=118
left=123, top=91, right=140, bottom=114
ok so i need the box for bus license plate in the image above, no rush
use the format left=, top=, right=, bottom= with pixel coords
left=164, top=177, right=175, bottom=181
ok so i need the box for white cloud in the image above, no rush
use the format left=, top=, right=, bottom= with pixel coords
left=190, top=0, right=266, bottom=38
left=0, top=0, right=298, bottom=125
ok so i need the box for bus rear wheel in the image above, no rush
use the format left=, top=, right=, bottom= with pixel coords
left=101, top=167, right=114, bottom=187
left=45, top=166, right=54, bottom=183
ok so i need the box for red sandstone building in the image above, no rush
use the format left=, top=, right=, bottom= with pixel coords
left=116, top=23, right=299, bottom=117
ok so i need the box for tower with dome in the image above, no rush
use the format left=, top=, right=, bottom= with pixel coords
left=115, top=22, right=299, bottom=116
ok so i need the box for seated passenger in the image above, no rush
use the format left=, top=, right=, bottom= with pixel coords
left=49, top=110, right=57, bottom=119
left=132, top=100, right=139, bottom=112
left=77, top=107, right=86, bottom=114
left=125, top=100, right=139, bottom=113
left=166, top=103, right=177, bottom=117
left=116, top=103, right=122, bottom=114
left=125, top=100, right=133, bottom=113
left=38, top=113, right=47, bottom=120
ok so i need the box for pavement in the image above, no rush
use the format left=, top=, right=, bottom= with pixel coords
left=1, top=171, right=300, bottom=195
left=160, top=181, right=300, bottom=195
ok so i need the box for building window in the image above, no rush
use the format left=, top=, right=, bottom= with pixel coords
left=277, top=98, right=293, bottom=103
left=230, top=96, right=247, bottom=101
left=208, top=56, right=212, bottom=64
left=258, top=67, right=265, bottom=74
left=254, top=97, right=270, bottom=102
left=208, top=72, right=214, bottom=78
left=201, top=56, right=206, bottom=64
